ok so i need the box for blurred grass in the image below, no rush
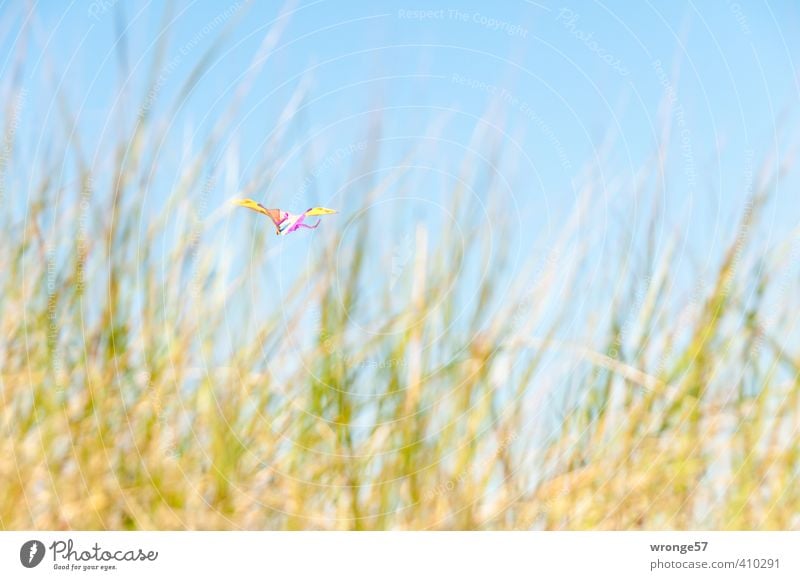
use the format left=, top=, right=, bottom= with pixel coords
left=1, top=9, right=799, bottom=531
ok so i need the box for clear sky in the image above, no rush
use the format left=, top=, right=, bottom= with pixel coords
left=3, top=1, right=799, bottom=340
left=7, top=1, right=798, bottom=213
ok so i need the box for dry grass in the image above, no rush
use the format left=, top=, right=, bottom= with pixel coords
left=1, top=8, right=798, bottom=531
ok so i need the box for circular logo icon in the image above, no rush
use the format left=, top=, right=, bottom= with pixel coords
left=20, top=540, right=46, bottom=568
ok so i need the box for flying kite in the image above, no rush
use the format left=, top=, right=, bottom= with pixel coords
left=233, top=199, right=337, bottom=236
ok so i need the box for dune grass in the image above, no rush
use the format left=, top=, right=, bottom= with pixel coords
left=1, top=9, right=799, bottom=531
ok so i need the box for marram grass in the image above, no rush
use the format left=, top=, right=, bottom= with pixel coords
left=1, top=15, right=798, bottom=532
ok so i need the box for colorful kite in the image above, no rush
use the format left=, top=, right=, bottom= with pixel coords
left=234, top=199, right=337, bottom=236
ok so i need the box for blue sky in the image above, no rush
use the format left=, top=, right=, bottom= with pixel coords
left=8, top=1, right=798, bottom=214
left=3, top=1, right=799, bottom=343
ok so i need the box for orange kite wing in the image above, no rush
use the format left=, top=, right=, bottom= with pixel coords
left=234, top=199, right=284, bottom=234
left=262, top=207, right=284, bottom=234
